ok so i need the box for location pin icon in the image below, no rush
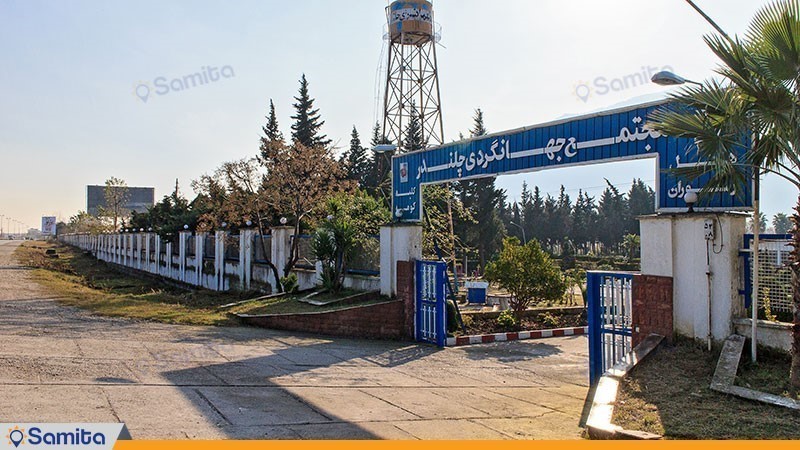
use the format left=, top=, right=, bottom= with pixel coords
left=135, top=83, right=150, bottom=103
left=9, top=429, right=24, bottom=448
left=575, top=83, right=590, bottom=103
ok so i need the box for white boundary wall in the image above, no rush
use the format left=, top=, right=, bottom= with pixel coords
left=59, top=228, right=380, bottom=293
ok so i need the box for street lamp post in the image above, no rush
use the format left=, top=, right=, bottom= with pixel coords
left=652, top=67, right=760, bottom=361
left=509, top=221, right=526, bottom=244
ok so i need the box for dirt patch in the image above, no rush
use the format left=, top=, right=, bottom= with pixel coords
left=613, top=338, right=800, bottom=439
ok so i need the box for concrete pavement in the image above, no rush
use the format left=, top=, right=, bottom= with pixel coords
left=0, top=240, right=590, bottom=439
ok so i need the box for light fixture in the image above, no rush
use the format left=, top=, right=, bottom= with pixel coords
left=372, top=144, right=397, bottom=154
left=651, top=70, right=703, bottom=87
left=279, top=217, right=287, bottom=225
left=395, top=209, right=403, bottom=219
left=684, top=190, right=698, bottom=213
left=246, top=220, right=253, bottom=227
left=221, top=222, right=227, bottom=228
left=183, top=224, right=189, bottom=230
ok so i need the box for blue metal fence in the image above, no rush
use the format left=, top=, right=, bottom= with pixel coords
left=415, top=260, right=447, bottom=347
left=588, top=271, right=634, bottom=385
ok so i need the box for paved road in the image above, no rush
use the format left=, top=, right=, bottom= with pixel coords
left=0, top=240, right=590, bottom=439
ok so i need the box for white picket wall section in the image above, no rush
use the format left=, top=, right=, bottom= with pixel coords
left=58, top=228, right=380, bottom=293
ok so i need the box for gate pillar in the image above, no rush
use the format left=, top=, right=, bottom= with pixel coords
left=639, top=213, right=746, bottom=343
left=380, top=223, right=422, bottom=296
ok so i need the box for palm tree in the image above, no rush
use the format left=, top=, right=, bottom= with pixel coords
left=648, top=0, right=800, bottom=394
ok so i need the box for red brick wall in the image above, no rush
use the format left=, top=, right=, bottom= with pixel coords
left=396, top=260, right=415, bottom=339
left=242, top=300, right=406, bottom=340
left=632, top=274, right=673, bottom=346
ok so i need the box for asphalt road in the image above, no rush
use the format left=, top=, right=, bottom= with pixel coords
left=0, top=240, right=590, bottom=439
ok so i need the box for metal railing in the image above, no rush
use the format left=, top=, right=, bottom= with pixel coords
left=588, top=271, right=634, bottom=385
left=741, top=234, right=793, bottom=316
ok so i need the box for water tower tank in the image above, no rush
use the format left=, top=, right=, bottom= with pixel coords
left=387, top=1, right=433, bottom=45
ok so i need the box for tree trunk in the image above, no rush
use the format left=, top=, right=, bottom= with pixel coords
left=790, top=194, right=800, bottom=396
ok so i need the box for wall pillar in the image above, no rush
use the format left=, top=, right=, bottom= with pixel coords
left=179, top=230, right=191, bottom=283
left=379, top=223, right=423, bottom=297
left=215, top=230, right=226, bottom=291
left=270, top=226, right=294, bottom=279
left=195, top=232, right=206, bottom=287
left=639, top=212, right=747, bottom=343
left=240, top=229, right=255, bottom=290
left=136, top=233, right=143, bottom=270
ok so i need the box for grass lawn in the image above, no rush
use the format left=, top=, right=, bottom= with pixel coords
left=227, top=291, right=389, bottom=316
left=736, top=346, right=795, bottom=399
left=612, top=338, right=800, bottom=439
left=17, top=241, right=386, bottom=326
left=16, top=241, right=246, bottom=325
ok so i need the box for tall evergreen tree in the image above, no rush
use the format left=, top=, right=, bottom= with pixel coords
left=624, top=178, right=656, bottom=235
left=570, top=190, right=598, bottom=251
left=259, top=99, right=284, bottom=162
left=290, top=74, right=330, bottom=148
left=554, top=185, right=572, bottom=245
left=597, top=180, right=626, bottom=253
left=339, top=126, right=371, bottom=187
left=454, top=108, right=506, bottom=267
left=542, top=194, right=558, bottom=247
left=403, top=103, right=425, bottom=152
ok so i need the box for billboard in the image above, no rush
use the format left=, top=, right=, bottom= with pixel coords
left=86, top=185, right=155, bottom=216
left=41, top=216, right=56, bottom=236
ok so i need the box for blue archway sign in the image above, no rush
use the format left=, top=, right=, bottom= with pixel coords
left=391, top=100, right=752, bottom=222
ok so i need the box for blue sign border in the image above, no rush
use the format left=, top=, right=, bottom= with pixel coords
left=391, top=100, right=752, bottom=222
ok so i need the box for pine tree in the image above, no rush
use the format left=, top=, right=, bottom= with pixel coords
left=259, top=99, right=284, bottom=162
left=597, top=180, right=626, bottom=253
left=365, top=122, right=393, bottom=203
left=453, top=108, right=506, bottom=267
left=542, top=194, right=558, bottom=247
left=290, top=74, right=330, bottom=148
left=555, top=185, right=572, bottom=245
left=624, top=178, right=655, bottom=235
left=340, top=126, right=370, bottom=187
left=570, top=190, right=598, bottom=252
left=403, top=103, right=425, bottom=152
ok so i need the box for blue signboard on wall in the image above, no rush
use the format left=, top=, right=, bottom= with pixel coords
left=391, top=100, right=752, bottom=222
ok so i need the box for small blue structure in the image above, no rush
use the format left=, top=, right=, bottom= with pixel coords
left=464, top=281, right=488, bottom=304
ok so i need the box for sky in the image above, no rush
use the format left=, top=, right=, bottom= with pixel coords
left=0, top=0, right=794, bottom=232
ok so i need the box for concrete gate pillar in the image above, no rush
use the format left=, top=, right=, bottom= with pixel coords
left=639, top=212, right=747, bottom=343
left=379, top=223, right=423, bottom=297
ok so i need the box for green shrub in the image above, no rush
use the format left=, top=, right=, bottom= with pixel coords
left=485, top=238, right=566, bottom=323
left=539, top=312, right=560, bottom=328
left=280, top=273, right=299, bottom=294
left=496, top=310, right=518, bottom=330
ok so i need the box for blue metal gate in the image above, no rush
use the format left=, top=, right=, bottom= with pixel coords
left=587, top=271, right=634, bottom=385
left=415, top=260, right=447, bottom=347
